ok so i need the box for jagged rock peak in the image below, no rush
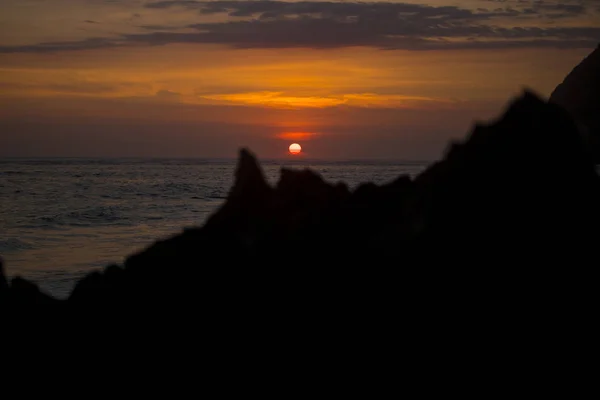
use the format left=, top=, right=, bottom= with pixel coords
left=230, top=148, right=270, bottom=198
left=549, top=45, right=600, bottom=160
left=550, top=45, right=600, bottom=116
left=422, top=89, right=592, bottom=185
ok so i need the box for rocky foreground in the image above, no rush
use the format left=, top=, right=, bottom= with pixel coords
left=1, top=90, right=598, bottom=311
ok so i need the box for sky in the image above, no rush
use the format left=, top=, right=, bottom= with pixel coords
left=0, top=0, right=599, bottom=160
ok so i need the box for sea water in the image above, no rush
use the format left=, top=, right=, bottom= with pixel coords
left=0, top=158, right=427, bottom=298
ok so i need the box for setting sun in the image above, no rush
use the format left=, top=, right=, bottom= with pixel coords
left=289, top=143, right=302, bottom=155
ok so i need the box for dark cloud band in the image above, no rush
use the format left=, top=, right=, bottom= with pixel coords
left=0, top=1, right=598, bottom=53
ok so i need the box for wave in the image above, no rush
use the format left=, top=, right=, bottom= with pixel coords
left=0, top=238, right=35, bottom=252
left=35, top=206, right=135, bottom=228
left=0, top=157, right=430, bottom=167
left=0, top=170, right=26, bottom=175
left=0, top=158, right=238, bottom=167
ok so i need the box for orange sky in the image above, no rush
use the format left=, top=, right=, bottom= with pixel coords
left=1, top=0, right=598, bottom=159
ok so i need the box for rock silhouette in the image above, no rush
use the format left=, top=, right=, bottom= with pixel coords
left=2, top=90, right=598, bottom=313
left=550, top=45, right=600, bottom=160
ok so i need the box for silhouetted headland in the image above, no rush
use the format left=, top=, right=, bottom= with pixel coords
left=2, top=90, right=598, bottom=310
left=550, top=44, right=600, bottom=161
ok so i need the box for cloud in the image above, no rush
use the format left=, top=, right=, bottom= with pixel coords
left=1, top=1, right=599, bottom=53
left=340, top=93, right=457, bottom=109
left=0, top=37, right=117, bottom=53
left=155, top=89, right=182, bottom=101
left=139, top=24, right=186, bottom=31
left=146, top=0, right=592, bottom=19
left=198, top=91, right=346, bottom=108
left=147, top=1, right=507, bottom=20
left=0, top=81, right=132, bottom=95
left=480, top=0, right=599, bottom=18
left=193, top=91, right=462, bottom=110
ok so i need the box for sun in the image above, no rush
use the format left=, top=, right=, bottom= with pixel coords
left=289, top=143, right=302, bottom=155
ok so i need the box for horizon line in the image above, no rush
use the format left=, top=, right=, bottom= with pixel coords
left=0, top=155, right=434, bottom=164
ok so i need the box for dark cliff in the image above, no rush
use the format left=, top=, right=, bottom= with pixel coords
left=2, top=91, right=598, bottom=312
left=550, top=45, right=600, bottom=159
left=2, top=91, right=598, bottom=382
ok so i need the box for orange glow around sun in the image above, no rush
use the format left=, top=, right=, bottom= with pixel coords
left=277, top=132, right=317, bottom=141
left=289, top=143, right=302, bottom=155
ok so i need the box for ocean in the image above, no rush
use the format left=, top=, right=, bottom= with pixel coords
left=1, top=157, right=427, bottom=298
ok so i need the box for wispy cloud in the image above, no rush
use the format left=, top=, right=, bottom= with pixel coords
left=198, top=91, right=346, bottom=108
left=0, top=1, right=598, bottom=53
left=195, top=90, right=457, bottom=109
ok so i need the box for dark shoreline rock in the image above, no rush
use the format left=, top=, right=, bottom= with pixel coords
left=550, top=45, right=600, bottom=161
left=2, top=89, right=599, bottom=310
